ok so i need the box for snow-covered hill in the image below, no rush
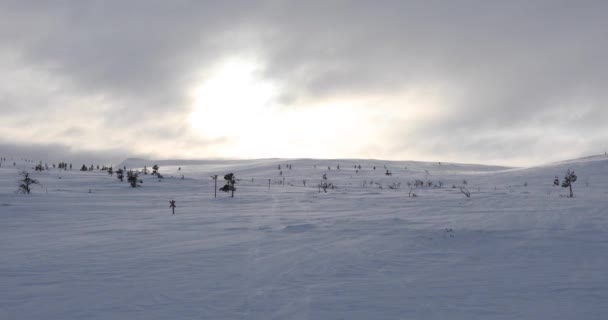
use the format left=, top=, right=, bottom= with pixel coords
left=1, top=155, right=607, bottom=319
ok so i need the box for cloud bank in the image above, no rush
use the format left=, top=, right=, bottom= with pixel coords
left=1, top=1, right=607, bottom=166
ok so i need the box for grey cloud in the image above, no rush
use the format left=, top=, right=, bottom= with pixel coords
left=61, top=127, right=85, bottom=136
left=1, top=1, right=607, bottom=165
left=0, top=141, right=144, bottom=165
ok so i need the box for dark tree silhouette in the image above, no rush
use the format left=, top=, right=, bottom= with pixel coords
left=561, top=169, right=577, bottom=198
left=127, top=170, right=142, bottom=188
left=318, top=174, right=333, bottom=193
left=17, top=171, right=40, bottom=194
left=219, top=173, right=236, bottom=197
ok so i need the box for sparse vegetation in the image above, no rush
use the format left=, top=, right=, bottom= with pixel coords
left=318, top=173, right=334, bottom=193
left=561, top=169, right=577, bottom=198
left=219, top=173, right=236, bottom=197
left=127, top=170, right=142, bottom=188
left=17, top=171, right=40, bottom=194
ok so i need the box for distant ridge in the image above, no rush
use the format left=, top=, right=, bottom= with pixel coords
left=541, top=154, right=608, bottom=167
left=118, top=157, right=514, bottom=172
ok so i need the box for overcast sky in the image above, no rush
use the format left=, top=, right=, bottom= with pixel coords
left=1, top=1, right=606, bottom=166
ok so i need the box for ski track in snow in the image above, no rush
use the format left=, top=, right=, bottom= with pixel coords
left=1, top=156, right=608, bottom=319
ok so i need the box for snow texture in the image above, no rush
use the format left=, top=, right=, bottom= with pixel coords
left=1, top=155, right=608, bottom=319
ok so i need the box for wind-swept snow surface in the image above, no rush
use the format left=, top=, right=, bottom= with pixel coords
left=1, top=156, right=608, bottom=319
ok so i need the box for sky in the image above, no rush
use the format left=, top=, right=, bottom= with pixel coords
left=1, top=1, right=607, bottom=167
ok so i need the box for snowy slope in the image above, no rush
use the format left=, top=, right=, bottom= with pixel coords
left=1, top=155, right=607, bottom=319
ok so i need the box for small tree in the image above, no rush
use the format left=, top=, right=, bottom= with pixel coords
left=17, top=171, right=40, bottom=194
left=553, top=176, right=560, bottom=187
left=80, top=164, right=88, bottom=171
left=152, top=164, right=159, bottom=175
left=127, top=170, right=141, bottom=188
left=219, top=173, right=236, bottom=197
left=116, top=169, right=124, bottom=182
left=561, top=169, right=577, bottom=198
left=318, top=174, right=333, bottom=193
left=169, top=200, right=176, bottom=215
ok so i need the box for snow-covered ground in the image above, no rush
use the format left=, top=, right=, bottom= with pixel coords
left=1, top=156, right=608, bottom=319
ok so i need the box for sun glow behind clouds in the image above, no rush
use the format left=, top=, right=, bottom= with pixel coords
left=188, top=58, right=446, bottom=159
left=189, top=59, right=277, bottom=140
left=188, top=59, right=373, bottom=158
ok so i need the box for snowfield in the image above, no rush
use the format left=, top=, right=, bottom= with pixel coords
left=1, top=156, right=608, bottom=319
